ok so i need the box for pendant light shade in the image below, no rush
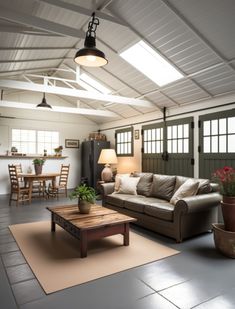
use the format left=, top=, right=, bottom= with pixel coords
left=74, top=13, right=108, bottom=67
left=36, top=93, right=52, bottom=109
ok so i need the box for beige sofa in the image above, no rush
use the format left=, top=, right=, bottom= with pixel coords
left=101, top=173, right=221, bottom=242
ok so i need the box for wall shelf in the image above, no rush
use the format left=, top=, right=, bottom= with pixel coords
left=0, top=155, right=68, bottom=159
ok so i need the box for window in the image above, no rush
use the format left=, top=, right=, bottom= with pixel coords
left=167, top=124, right=189, bottom=153
left=143, top=128, right=163, bottom=154
left=120, top=40, right=183, bottom=87
left=115, top=128, right=133, bottom=156
left=12, top=129, right=59, bottom=155
left=78, top=73, right=111, bottom=94
left=203, top=117, right=235, bottom=153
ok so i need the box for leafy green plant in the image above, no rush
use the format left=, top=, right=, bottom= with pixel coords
left=69, top=184, right=96, bottom=203
left=33, top=158, right=45, bottom=165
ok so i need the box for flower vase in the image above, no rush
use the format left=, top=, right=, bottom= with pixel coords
left=221, top=196, right=235, bottom=232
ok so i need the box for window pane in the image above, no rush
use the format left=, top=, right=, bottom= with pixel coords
left=152, top=141, right=156, bottom=153
left=211, top=120, right=218, bottom=135
left=127, top=132, right=131, bottom=142
left=219, top=118, right=226, bottom=134
left=144, top=142, right=147, bottom=153
left=219, top=135, right=226, bottom=153
left=168, top=140, right=172, bottom=153
left=172, top=140, right=177, bottom=153
left=211, top=136, right=218, bottom=153
left=203, top=121, right=210, bottom=136
left=183, top=124, right=189, bottom=138
left=184, top=139, right=189, bottom=153
left=156, top=141, right=161, bottom=153
left=147, top=142, right=151, bottom=153
left=127, top=143, right=131, bottom=154
left=156, top=128, right=160, bottom=140
left=178, top=125, right=183, bottom=138
left=203, top=137, right=210, bottom=153
left=172, top=126, right=177, bottom=138
left=160, top=141, right=163, bottom=152
left=228, top=135, right=235, bottom=152
left=178, top=139, right=183, bottom=153
left=167, top=126, right=171, bottom=139
left=151, top=129, right=156, bottom=140
left=228, top=117, right=235, bottom=133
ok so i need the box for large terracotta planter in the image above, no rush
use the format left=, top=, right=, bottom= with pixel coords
left=34, top=164, right=43, bottom=175
left=213, top=223, right=235, bottom=258
left=221, top=196, right=235, bottom=232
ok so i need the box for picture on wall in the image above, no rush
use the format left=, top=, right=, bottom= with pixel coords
left=134, top=130, right=140, bottom=140
left=65, top=139, right=80, bottom=148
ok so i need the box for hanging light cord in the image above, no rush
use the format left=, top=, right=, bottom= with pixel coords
left=86, top=12, right=99, bottom=39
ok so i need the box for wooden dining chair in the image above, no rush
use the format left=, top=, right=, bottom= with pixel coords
left=8, top=164, right=30, bottom=206
left=48, top=164, right=70, bottom=199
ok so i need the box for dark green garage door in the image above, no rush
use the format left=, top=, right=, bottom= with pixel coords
left=142, top=117, right=194, bottom=177
left=199, top=109, right=235, bottom=179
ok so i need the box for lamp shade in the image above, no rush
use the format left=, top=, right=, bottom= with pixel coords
left=36, top=93, right=52, bottom=109
left=98, top=149, right=118, bottom=164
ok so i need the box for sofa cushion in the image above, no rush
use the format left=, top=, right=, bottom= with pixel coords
left=124, top=196, right=147, bottom=213
left=114, top=174, right=130, bottom=191
left=150, top=174, right=176, bottom=201
left=174, top=176, right=211, bottom=195
left=170, top=179, right=199, bottom=205
left=106, top=193, right=133, bottom=208
left=137, top=173, right=153, bottom=196
left=117, top=176, right=140, bottom=195
left=144, top=202, right=174, bottom=221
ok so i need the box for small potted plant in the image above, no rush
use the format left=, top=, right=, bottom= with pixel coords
left=69, top=184, right=96, bottom=214
left=33, top=158, right=45, bottom=175
left=54, top=145, right=63, bottom=156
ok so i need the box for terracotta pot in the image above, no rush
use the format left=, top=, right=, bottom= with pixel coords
left=213, top=223, right=235, bottom=258
left=34, top=164, right=43, bottom=175
left=78, top=200, right=91, bottom=214
left=221, top=196, right=235, bottom=232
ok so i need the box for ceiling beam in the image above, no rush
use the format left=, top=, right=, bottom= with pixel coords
left=0, top=100, right=117, bottom=117
left=0, top=47, right=75, bottom=51
left=0, top=79, right=155, bottom=108
left=0, top=25, right=60, bottom=36
left=0, top=6, right=85, bottom=38
left=39, top=0, right=128, bottom=27
left=0, top=57, right=72, bottom=64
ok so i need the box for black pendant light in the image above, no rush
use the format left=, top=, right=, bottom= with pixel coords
left=74, top=12, right=108, bottom=67
left=36, top=93, right=52, bottom=109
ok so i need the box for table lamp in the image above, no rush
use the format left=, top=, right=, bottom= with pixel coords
left=98, top=149, right=118, bottom=182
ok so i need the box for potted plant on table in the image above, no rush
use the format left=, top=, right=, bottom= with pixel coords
left=69, top=184, right=96, bottom=214
left=33, top=158, right=45, bottom=175
left=54, top=145, right=63, bottom=156
left=213, top=166, right=235, bottom=231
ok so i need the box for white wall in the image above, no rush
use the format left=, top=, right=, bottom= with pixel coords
left=100, top=94, right=235, bottom=176
left=0, top=95, right=98, bottom=194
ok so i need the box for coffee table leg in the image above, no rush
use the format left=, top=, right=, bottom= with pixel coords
left=80, top=231, right=88, bottom=258
left=51, top=213, right=56, bottom=232
left=123, top=223, right=129, bottom=246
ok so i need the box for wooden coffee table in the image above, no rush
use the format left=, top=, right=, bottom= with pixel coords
left=47, top=204, right=136, bottom=258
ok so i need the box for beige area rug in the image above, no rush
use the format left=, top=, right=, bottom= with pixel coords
left=9, top=221, right=179, bottom=294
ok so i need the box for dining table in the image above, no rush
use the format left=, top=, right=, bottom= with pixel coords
left=18, top=172, right=60, bottom=203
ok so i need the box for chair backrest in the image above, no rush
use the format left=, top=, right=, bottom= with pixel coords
left=59, top=164, right=70, bottom=186
left=8, top=164, right=20, bottom=190
left=15, top=164, right=23, bottom=174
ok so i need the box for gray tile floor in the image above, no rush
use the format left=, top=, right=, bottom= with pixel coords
left=0, top=194, right=234, bottom=309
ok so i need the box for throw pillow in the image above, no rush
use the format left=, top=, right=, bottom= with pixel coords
left=117, top=176, right=140, bottom=195
left=137, top=173, right=153, bottom=196
left=170, top=179, right=199, bottom=205
left=150, top=174, right=176, bottom=201
left=114, top=174, right=130, bottom=192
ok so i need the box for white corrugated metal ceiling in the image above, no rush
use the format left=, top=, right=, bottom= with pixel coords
left=0, top=0, right=235, bottom=124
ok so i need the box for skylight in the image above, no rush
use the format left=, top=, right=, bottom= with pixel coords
left=120, top=41, right=183, bottom=87
left=79, top=73, right=111, bottom=94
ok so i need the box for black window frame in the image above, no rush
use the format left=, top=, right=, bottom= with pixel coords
left=115, top=127, right=134, bottom=157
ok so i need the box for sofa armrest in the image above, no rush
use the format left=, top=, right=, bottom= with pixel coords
left=175, top=192, right=221, bottom=214
left=100, top=182, right=115, bottom=197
